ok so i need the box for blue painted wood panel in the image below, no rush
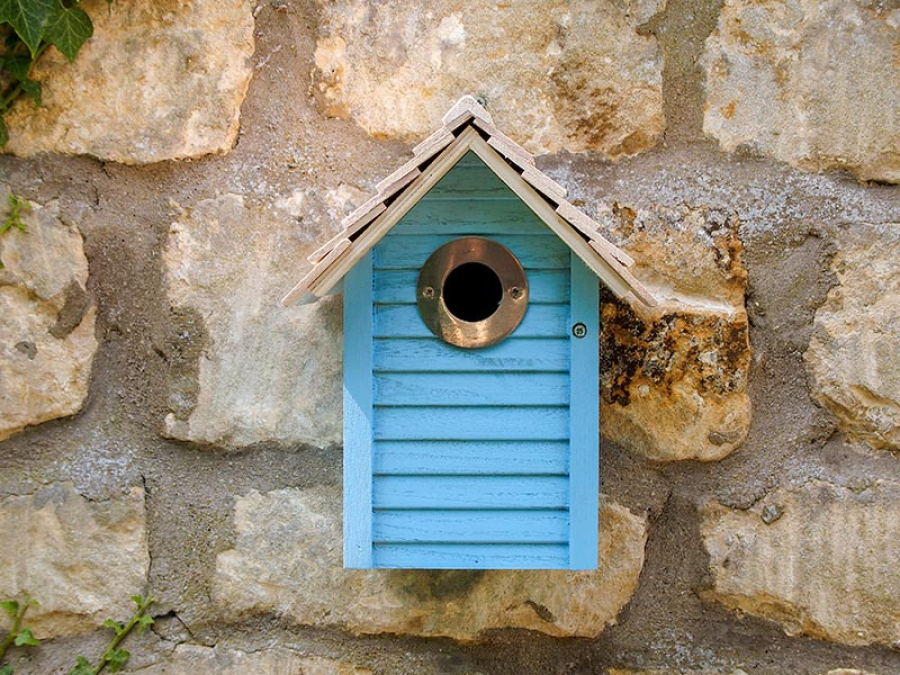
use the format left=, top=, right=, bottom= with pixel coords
left=343, top=151, right=599, bottom=569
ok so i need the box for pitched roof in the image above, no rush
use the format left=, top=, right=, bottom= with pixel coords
left=282, top=95, right=656, bottom=308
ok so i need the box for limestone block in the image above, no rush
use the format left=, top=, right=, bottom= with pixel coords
left=0, top=185, right=97, bottom=442
left=702, top=0, right=900, bottom=183
left=213, top=486, right=648, bottom=640
left=132, top=645, right=372, bottom=675
left=4, top=0, right=255, bottom=164
left=599, top=206, right=751, bottom=462
left=162, top=194, right=342, bottom=448
left=0, top=484, right=149, bottom=639
left=804, top=224, right=900, bottom=452
left=313, top=0, right=665, bottom=158
left=701, top=480, right=900, bottom=647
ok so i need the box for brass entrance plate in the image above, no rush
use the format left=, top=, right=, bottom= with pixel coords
left=417, top=237, right=528, bottom=349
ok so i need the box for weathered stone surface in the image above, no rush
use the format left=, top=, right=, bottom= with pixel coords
left=702, top=0, right=900, bottom=183
left=313, top=0, right=665, bottom=158
left=133, top=645, right=372, bottom=675
left=0, top=484, right=148, bottom=638
left=608, top=670, right=749, bottom=675
left=214, top=486, right=648, bottom=640
left=4, top=0, right=255, bottom=164
left=0, top=185, right=97, bottom=442
left=599, top=205, right=751, bottom=461
left=163, top=194, right=342, bottom=448
left=804, top=224, right=900, bottom=452
left=702, top=480, right=900, bottom=647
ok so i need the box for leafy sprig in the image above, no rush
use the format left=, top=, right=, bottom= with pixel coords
left=1, top=0, right=110, bottom=145
left=69, top=595, right=155, bottom=675
left=0, top=191, right=29, bottom=269
left=0, top=594, right=40, bottom=674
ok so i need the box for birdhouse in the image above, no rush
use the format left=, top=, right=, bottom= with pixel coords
left=283, top=96, right=655, bottom=570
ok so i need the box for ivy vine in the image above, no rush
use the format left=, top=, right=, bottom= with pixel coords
left=0, top=0, right=110, bottom=145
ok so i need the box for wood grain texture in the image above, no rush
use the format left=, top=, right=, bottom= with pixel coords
left=373, top=440, right=569, bottom=475
left=343, top=253, right=374, bottom=568
left=372, top=337, right=569, bottom=372
left=372, top=475, right=569, bottom=509
left=391, top=196, right=548, bottom=236
left=374, top=405, right=569, bottom=441
left=374, top=234, right=568, bottom=270
left=372, top=543, right=569, bottom=569
left=568, top=253, right=600, bottom=569
left=374, top=372, right=569, bottom=406
left=373, top=510, right=568, bottom=543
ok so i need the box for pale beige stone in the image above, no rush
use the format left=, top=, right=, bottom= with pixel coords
left=162, top=194, right=342, bottom=448
left=4, top=0, right=255, bottom=164
left=213, top=486, right=648, bottom=640
left=608, top=669, right=749, bottom=675
left=132, top=645, right=372, bottom=675
left=599, top=205, right=751, bottom=461
left=804, top=224, right=900, bottom=452
left=702, top=0, right=900, bottom=183
left=312, top=0, right=665, bottom=158
left=0, top=484, right=149, bottom=639
left=702, top=480, right=900, bottom=647
left=0, top=185, right=97, bottom=441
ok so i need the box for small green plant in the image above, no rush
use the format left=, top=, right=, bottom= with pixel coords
left=0, top=191, right=29, bottom=269
left=0, top=594, right=40, bottom=675
left=69, top=595, right=155, bottom=675
left=1, top=0, right=111, bottom=145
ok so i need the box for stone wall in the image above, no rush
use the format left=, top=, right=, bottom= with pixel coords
left=0, top=1, right=898, bottom=674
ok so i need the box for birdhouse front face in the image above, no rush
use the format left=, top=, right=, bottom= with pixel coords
left=343, top=152, right=600, bottom=570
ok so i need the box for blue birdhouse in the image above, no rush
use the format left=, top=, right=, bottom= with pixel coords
left=283, top=96, right=655, bottom=570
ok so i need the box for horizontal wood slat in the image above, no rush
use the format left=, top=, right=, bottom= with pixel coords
left=373, top=338, right=569, bottom=372
left=374, top=405, right=568, bottom=441
left=374, top=303, right=568, bottom=339
left=372, top=543, right=569, bottom=569
left=391, top=199, right=548, bottom=236
left=373, top=234, right=568, bottom=270
left=374, top=371, right=569, bottom=406
left=422, top=162, right=513, bottom=199
left=373, top=510, right=568, bottom=544
left=372, top=475, right=569, bottom=509
left=373, top=440, right=569, bottom=475
left=373, top=269, right=569, bottom=304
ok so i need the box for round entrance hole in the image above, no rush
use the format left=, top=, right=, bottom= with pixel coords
left=442, top=262, right=503, bottom=322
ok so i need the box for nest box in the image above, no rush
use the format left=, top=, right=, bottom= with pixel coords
left=283, top=96, right=655, bottom=570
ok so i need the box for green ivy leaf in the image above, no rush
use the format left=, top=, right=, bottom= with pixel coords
left=137, top=613, right=154, bottom=632
left=68, top=655, right=93, bottom=675
left=19, top=77, right=40, bottom=106
left=0, top=0, right=57, bottom=56
left=0, top=116, right=8, bottom=147
left=102, top=618, right=125, bottom=636
left=0, top=600, right=18, bottom=618
left=0, top=663, right=14, bottom=675
left=1, top=54, right=30, bottom=80
left=44, top=2, right=92, bottom=63
left=106, top=647, right=130, bottom=673
left=130, top=595, right=143, bottom=606
left=14, top=627, right=38, bottom=647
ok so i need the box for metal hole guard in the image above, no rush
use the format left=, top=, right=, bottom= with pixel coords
left=417, top=236, right=529, bottom=349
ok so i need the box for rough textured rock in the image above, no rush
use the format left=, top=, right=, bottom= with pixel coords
left=313, top=0, right=665, bottom=158
left=702, top=480, right=900, bottom=647
left=4, top=0, right=255, bottom=164
left=702, top=0, right=900, bottom=183
left=804, top=223, right=900, bottom=452
left=213, top=486, right=648, bottom=640
left=598, top=205, right=751, bottom=461
left=163, top=194, right=342, bottom=448
left=133, top=645, right=372, bottom=675
left=0, top=484, right=148, bottom=638
left=0, top=185, right=97, bottom=441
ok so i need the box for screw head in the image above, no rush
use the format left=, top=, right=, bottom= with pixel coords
left=573, top=322, right=587, bottom=338
left=422, top=286, right=435, bottom=299
left=509, top=286, right=523, bottom=300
